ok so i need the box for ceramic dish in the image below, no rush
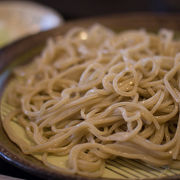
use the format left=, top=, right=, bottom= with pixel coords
left=1, top=13, right=180, bottom=180
left=0, top=0, right=63, bottom=47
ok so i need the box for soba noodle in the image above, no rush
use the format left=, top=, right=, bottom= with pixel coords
left=2, top=24, right=180, bottom=177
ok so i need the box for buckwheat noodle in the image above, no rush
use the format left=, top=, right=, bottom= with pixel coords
left=2, top=24, right=180, bottom=177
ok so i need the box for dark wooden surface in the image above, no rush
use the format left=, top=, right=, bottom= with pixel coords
left=0, top=158, right=41, bottom=180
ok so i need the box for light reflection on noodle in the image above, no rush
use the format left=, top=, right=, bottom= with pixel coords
left=2, top=24, right=180, bottom=177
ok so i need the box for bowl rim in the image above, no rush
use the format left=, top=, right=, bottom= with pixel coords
left=0, top=0, right=64, bottom=47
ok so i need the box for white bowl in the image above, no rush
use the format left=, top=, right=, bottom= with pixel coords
left=0, top=1, right=64, bottom=46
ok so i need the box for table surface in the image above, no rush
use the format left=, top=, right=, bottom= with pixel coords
left=0, top=158, right=42, bottom=180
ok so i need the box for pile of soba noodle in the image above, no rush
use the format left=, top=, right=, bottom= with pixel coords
left=3, top=24, right=180, bottom=177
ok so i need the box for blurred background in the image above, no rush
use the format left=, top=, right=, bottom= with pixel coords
left=12, top=0, right=180, bottom=20
left=0, top=0, right=179, bottom=47
left=27, top=0, right=180, bottom=19
left=0, top=0, right=180, bottom=179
